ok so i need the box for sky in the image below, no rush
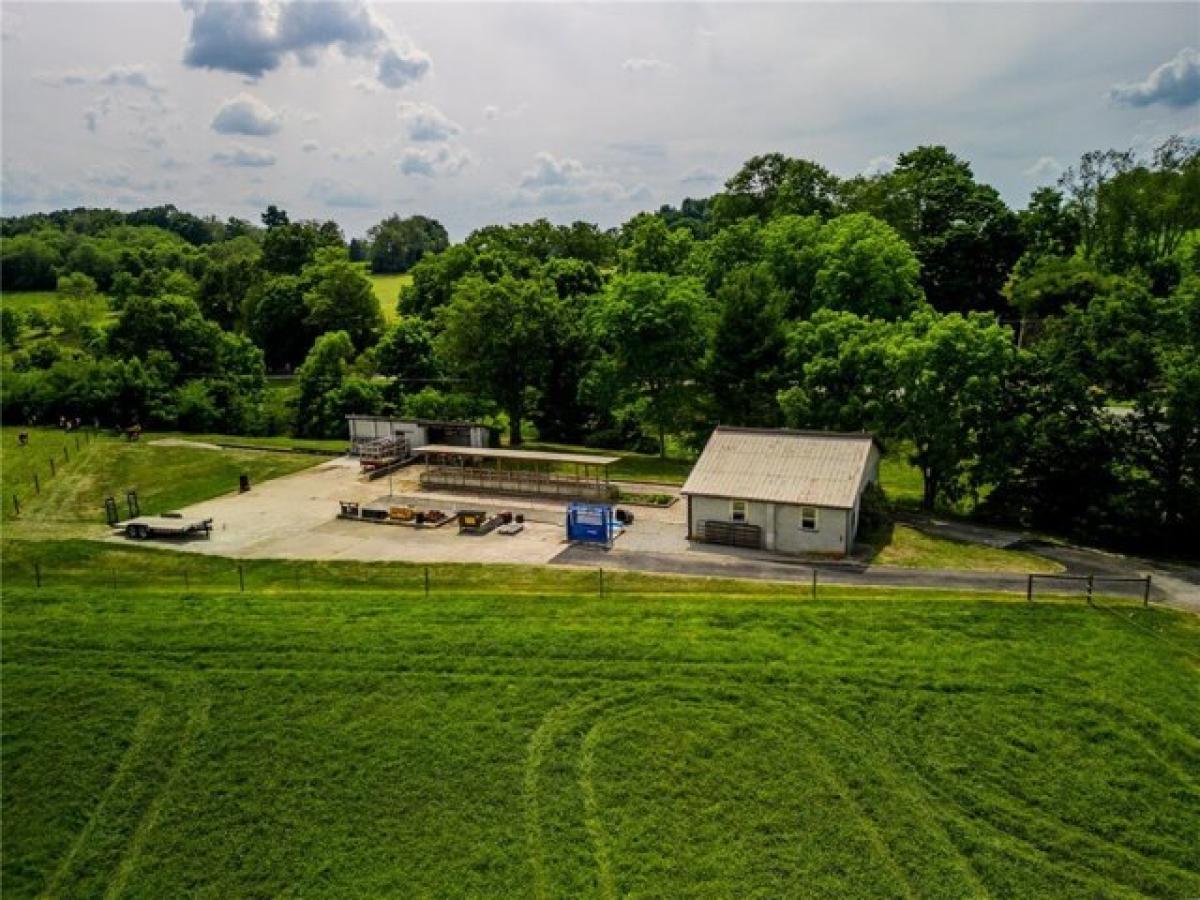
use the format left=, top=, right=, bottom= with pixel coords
left=1, top=1, right=1198, bottom=240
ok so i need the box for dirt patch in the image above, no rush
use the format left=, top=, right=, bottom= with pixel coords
left=148, top=439, right=223, bottom=451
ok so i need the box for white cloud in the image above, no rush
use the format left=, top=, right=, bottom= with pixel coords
left=397, top=101, right=462, bottom=142
left=307, top=177, right=376, bottom=208
left=330, top=141, right=379, bottom=163
left=514, top=151, right=649, bottom=206
left=35, top=63, right=165, bottom=92
left=622, top=56, right=673, bottom=74
left=211, top=145, right=277, bottom=167
left=1110, top=47, right=1200, bottom=108
left=211, top=93, right=282, bottom=136
left=377, top=44, right=432, bottom=89
left=680, top=166, right=719, bottom=184
left=182, top=0, right=430, bottom=91
left=1024, top=156, right=1063, bottom=179
left=483, top=104, right=500, bottom=121
left=301, top=139, right=320, bottom=153
left=397, top=144, right=472, bottom=177
left=84, top=163, right=172, bottom=193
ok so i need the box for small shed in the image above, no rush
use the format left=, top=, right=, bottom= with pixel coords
left=681, top=427, right=881, bottom=557
left=346, top=416, right=492, bottom=456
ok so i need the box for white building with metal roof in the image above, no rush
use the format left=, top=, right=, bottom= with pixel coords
left=681, top=427, right=881, bottom=556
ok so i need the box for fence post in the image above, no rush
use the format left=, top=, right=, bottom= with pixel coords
left=1026, top=574, right=1033, bottom=603
left=49, top=457, right=56, bottom=477
left=75, top=436, right=81, bottom=452
left=238, top=564, right=245, bottom=593
left=34, top=562, right=41, bottom=589
left=63, top=446, right=69, bottom=462
left=1086, top=574, right=1094, bottom=607
left=1143, top=576, right=1152, bottom=608
left=811, top=569, right=817, bottom=601
left=424, top=566, right=430, bottom=599
left=12, top=494, right=20, bottom=516
left=599, top=567, right=604, bottom=598
left=33, top=472, right=40, bottom=494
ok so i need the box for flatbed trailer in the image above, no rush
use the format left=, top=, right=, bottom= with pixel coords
left=118, top=514, right=213, bottom=540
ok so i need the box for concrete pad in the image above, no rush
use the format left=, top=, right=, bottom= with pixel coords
left=110, top=458, right=689, bottom=566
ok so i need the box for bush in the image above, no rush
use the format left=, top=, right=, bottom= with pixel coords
left=857, top=482, right=894, bottom=544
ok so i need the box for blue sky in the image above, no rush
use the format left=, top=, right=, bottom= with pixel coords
left=2, top=2, right=1197, bottom=239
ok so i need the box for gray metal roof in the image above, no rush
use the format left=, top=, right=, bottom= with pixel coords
left=415, top=445, right=619, bottom=466
left=680, top=427, right=878, bottom=509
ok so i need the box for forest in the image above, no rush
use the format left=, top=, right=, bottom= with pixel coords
left=1, top=140, right=1197, bottom=554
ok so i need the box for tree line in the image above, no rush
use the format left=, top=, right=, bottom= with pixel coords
left=1, top=140, right=1197, bottom=554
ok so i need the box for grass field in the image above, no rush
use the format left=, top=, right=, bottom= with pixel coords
left=1, top=427, right=323, bottom=534
left=367, top=272, right=412, bottom=323
left=869, top=524, right=1061, bottom=573
left=3, top=538, right=1198, bottom=897
left=0, top=290, right=114, bottom=327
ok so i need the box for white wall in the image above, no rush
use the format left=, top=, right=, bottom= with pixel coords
left=688, top=495, right=850, bottom=555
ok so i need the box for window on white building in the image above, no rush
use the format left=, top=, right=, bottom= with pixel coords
left=800, top=506, right=819, bottom=531
left=731, top=500, right=747, bottom=523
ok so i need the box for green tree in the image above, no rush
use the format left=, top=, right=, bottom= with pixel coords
left=777, top=311, right=893, bottom=432
left=1, top=308, right=22, bottom=347
left=302, top=249, right=384, bottom=352
left=293, top=330, right=356, bottom=437
left=711, top=154, right=838, bottom=224
left=262, top=223, right=317, bottom=275
left=107, top=294, right=223, bottom=379
left=1018, top=187, right=1080, bottom=258
left=373, top=316, right=438, bottom=385
left=56, top=271, right=98, bottom=303
left=197, top=239, right=263, bottom=330
left=886, top=311, right=1018, bottom=508
left=245, top=275, right=314, bottom=370
left=367, top=214, right=449, bottom=274
left=401, top=244, right=477, bottom=318
left=810, top=214, right=924, bottom=319
left=619, top=215, right=694, bottom=275
left=843, top=146, right=1023, bottom=313
left=435, top=275, right=559, bottom=445
left=707, top=265, right=786, bottom=426
left=590, top=273, right=713, bottom=456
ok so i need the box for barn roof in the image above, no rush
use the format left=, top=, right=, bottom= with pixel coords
left=680, top=427, right=879, bottom=509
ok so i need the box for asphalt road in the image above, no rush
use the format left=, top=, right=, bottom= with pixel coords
left=552, top=538, right=1198, bottom=612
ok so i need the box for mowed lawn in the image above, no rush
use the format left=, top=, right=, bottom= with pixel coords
left=3, top=541, right=1198, bottom=898
left=368, top=272, right=412, bottom=323
left=1, top=427, right=324, bottom=534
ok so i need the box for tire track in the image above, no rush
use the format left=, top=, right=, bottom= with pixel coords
left=103, top=685, right=211, bottom=900
left=38, top=703, right=163, bottom=899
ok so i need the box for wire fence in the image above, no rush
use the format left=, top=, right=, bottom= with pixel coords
left=1027, top=573, right=1155, bottom=607
left=5, top=552, right=1165, bottom=608
left=8, top=428, right=97, bottom=518
left=8, top=556, right=826, bottom=600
